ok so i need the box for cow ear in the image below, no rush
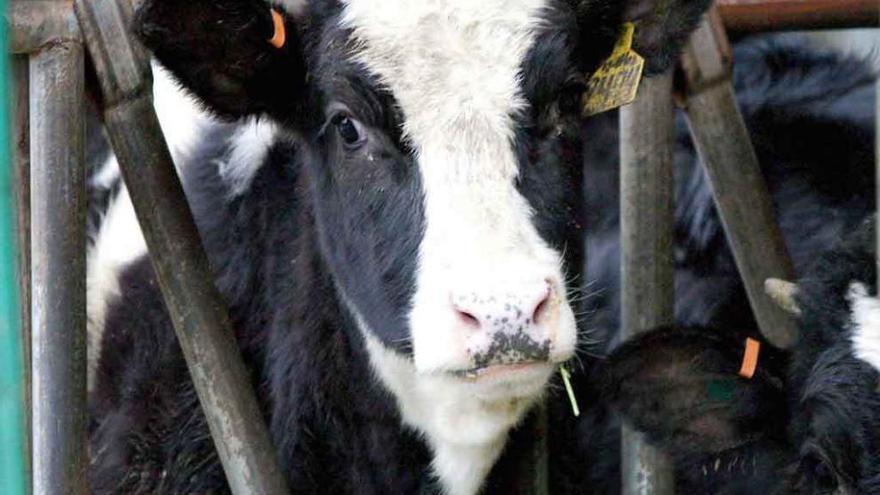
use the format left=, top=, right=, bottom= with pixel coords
left=602, top=326, right=789, bottom=457
left=624, top=0, right=712, bottom=75
left=571, top=0, right=710, bottom=76
left=133, top=0, right=309, bottom=120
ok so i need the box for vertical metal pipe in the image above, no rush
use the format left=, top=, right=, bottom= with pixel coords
left=74, top=1, right=290, bottom=493
left=11, top=55, right=31, bottom=495
left=29, top=37, right=87, bottom=495
left=620, top=71, right=676, bottom=495
left=0, top=3, right=28, bottom=492
left=679, top=11, right=797, bottom=349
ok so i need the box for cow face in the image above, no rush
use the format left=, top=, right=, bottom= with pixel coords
left=135, top=0, right=707, bottom=397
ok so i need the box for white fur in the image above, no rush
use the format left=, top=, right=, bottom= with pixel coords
left=340, top=0, right=575, bottom=370
left=363, top=331, right=551, bottom=495
left=152, top=62, right=214, bottom=166
left=848, top=283, right=880, bottom=372
left=215, top=119, right=280, bottom=197
left=271, top=0, right=308, bottom=17
left=87, top=180, right=147, bottom=388
left=90, top=153, right=120, bottom=191
left=87, top=66, right=280, bottom=387
left=87, top=64, right=215, bottom=388
left=341, top=2, right=576, bottom=493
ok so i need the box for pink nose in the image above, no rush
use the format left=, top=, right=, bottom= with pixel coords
left=451, top=280, right=554, bottom=333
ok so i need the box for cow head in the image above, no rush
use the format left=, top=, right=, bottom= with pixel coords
left=603, top=218, right=880, bottom=494
left=135, top=0, right=707, bottom=445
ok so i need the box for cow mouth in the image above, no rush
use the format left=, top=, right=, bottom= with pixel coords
left=451, top=360, right=552, bottom=381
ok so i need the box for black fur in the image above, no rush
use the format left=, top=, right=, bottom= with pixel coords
left=598, top=38, right=879, bottom=494
left=585, top=35, right=877, bottom=349
left=604, top=219, right=880, bottom=494
left=90, top=0, right=711, bottom=493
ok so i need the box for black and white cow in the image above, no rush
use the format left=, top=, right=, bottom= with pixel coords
left=604, top=218, right=880, bottom=494
left=597, top=38, right=880, bottom=494
left=87, top=0, right=708, bottom=493
left=583, top=34, right=878, bottom=349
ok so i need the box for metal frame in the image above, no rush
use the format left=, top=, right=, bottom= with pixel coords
left=615, top=3, right=869, bottom=492
left=11, top=1, right=89, bottom=493
left=718, top=0, right=879, bottom=32
left=619, top=70, right=677, bottom=495
left=9, top=0, right=288, bottom=493
left=4, top=0, right=878, bottom=494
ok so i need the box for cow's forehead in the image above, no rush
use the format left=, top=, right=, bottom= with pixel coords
left=340, top=0, right=549, bottom=150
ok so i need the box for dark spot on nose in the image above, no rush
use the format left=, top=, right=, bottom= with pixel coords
left=470, top=329, right=551, bottom=369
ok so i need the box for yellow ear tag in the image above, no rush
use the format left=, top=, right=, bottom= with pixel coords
left=581, top=22, right=645, bottom=117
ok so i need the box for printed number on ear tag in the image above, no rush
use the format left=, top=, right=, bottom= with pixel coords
left=581, top=22, right=645, bottom=117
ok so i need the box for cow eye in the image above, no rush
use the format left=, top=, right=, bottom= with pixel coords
left=331, top=113, right=365, bottom=148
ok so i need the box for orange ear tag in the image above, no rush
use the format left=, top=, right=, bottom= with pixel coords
left=738, top=338, right=761, bottom=379
left=268, top=9, right=287, bottom=49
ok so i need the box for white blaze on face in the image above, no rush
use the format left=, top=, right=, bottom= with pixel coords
left=340, top=0, right=576, bottom=372
left=341, top=2, right=577, bottom=494
left=848, top=283, right=880, bottom=372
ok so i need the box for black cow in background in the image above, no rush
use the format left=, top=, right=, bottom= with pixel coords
left=604, top=219, right=880, bottom=494
left=86, top=0, right=710, bottom=494
left=584, top=34, right=877, bottom=349
left=595, top=36, right=879, bottom=494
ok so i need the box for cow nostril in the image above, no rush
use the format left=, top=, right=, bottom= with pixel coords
left=531, top=284, right=552, bottom=325
left=455, top=308, right=481, bottom=329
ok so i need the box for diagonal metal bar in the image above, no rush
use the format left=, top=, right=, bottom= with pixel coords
left=678, top=8, right=798, bottom=349
left=73, top=1, right=289, bottom=494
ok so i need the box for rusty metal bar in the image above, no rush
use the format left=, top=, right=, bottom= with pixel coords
left=73, top=1, right=290, bottom=494
left=28, top=10, right=88, bottom=494
left=11, top=55, right=31, bottom=495
left=718, top=0, right=879, bottom=32
left=678, top=9, right=798, bottom=349
left=620, top=70, right=677, bottom=495
left=7, top=1, right=80, bottom=54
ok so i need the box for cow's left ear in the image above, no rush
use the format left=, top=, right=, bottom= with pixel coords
left=571, top=0, right=711, bottom=76
left=602, top=326, right=789, bottom=458
left=134, top=0, right=309, bottom=121
left=624, top=0, right=712, bottom=74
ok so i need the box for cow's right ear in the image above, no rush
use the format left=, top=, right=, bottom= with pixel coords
left=134, top=0, right=308, bottom=120
left=624, top=0, right=712, bottom=75
left=602, top=326, right=789, bottom=458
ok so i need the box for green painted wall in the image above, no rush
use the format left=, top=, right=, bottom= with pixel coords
left=0, top=0, right=27, bottom=492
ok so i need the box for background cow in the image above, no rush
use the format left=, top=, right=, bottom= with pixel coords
left=87, top=0, right=708, bottom=494
left=604, top=218, right=880, bottom=494
left=598, top=36, right=879, bottom=494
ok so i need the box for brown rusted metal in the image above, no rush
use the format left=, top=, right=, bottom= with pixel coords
left=678, top=10, right=799, bottom=349
left=29, top=34, right=88, bottom=495
left=8, top=1, right=80, bottom=54
left=11, top=55, right=32, bottom=495
left=620, top=70, right=677, bottom=495
left=718, top=0, right=879, bottom=31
